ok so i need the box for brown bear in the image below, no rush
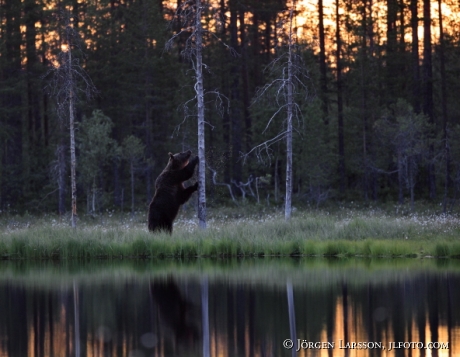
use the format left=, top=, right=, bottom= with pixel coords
left=148, top=150, right=199, bottom=233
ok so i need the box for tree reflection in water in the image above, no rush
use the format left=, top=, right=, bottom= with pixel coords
left=0, top=260, right=459, bottom=357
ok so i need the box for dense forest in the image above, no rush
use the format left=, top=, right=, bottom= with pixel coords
left=0, top=0, right=459, bottom=215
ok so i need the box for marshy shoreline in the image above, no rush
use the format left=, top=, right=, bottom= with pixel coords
left=2, top=203, right=460, bottom=260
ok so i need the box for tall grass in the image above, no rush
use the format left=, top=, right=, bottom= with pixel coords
left=1, top=206, right=460, bottom=259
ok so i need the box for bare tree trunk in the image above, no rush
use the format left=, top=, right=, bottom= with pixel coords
left=195, top=0, right=207, bottom=229
left=68, top=48, right=77, bottom=228
left=47, top=13, right=95, bottom=226
left=246, top=4, right=308, bottom=211
left=285, top=8, right=294, bottom=221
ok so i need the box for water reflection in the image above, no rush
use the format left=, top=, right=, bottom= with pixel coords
left=0, top=258, right=459, bottom=357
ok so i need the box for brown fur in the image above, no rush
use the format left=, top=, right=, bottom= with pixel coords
left=148, top=150, right=199, bottom=233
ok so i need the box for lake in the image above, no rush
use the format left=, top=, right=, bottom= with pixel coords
left=0, top=258, right=459, bottom=357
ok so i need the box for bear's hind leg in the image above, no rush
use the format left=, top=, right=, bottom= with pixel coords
left=149, top=220, right=172, bottom=234
left=148, top=204, right=171, bottom=233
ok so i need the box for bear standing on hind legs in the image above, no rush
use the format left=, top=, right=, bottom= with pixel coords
left=148, top=150, right=199, bottom=233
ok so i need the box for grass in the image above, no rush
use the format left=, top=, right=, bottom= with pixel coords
left=1, top=203, right=460, bottom=260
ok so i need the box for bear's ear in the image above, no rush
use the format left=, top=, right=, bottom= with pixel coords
left=168, top=152, right=174, bottom=160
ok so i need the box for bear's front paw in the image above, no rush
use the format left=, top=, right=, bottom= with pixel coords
left=193, top=182, right=199, bottom=191
left=192, top=155, right=199, bottom=165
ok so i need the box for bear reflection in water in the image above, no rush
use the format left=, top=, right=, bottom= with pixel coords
left=150, top=278, right=199, bottom=348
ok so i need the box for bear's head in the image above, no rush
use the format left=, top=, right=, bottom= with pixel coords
left=168, top=150, right=192, bottom=170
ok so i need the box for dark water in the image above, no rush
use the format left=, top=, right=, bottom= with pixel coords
left=0, top=258, right=459, bottom=357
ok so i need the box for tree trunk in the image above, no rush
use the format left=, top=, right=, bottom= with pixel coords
left=230, top=1, right=242, bottom=183
left=275, top=156, right=279, bottom=203
left=386, top=0, right=398, bottom=99
left=318, top=0, right=328, bottom=122
left=438, top=0, right=449, bottom=213
left=145, top=89, right=153, bottom=205
left=195, top=0, right=206, bottom=229
left=285, top=8, right=294, bottom=221
left=68, top=47, right=77, bottom=228
left=410, top=0, right=420, bottom=113
left=91, top=179, right=96, bottom=213
left=25, top=0, right=39, bottom=195
left=422, top=0, right=433, bottom=119
left=239, top=7, right=252, bottom=153
left=336, top=0, right=346, bottom=194
left=143, top=0, right=154, bottom=205
left=422, top=0, right=435, bottom=199
left=131, top=161, right=135, bottom=216
left=251, top=7, right=261, bottom=88
left=113, top=161, right=122, bottom=208
left=58, top=136, right=66, bottom=215
left=409, top=159, right=415, bottom=211
left=398, top=150, right=404, bottom=204
left=121, top=188, right=124, bottom=213
left=361, top=0, right=369, bottom=200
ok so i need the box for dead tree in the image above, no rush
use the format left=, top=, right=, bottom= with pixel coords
left=166, top=0, right=233, bottom=229
left=231, top=175, right=256, bottom=201
left=208, top=166, right=238, bottom=204
left=45, top=11, right=95, bottom=228
left=246, top=6, right=310, bottom=220
left=255, top=175, right=271, bottom=204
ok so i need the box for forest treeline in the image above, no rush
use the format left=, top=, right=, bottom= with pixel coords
left=0, top=0, right=459, bottom=215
